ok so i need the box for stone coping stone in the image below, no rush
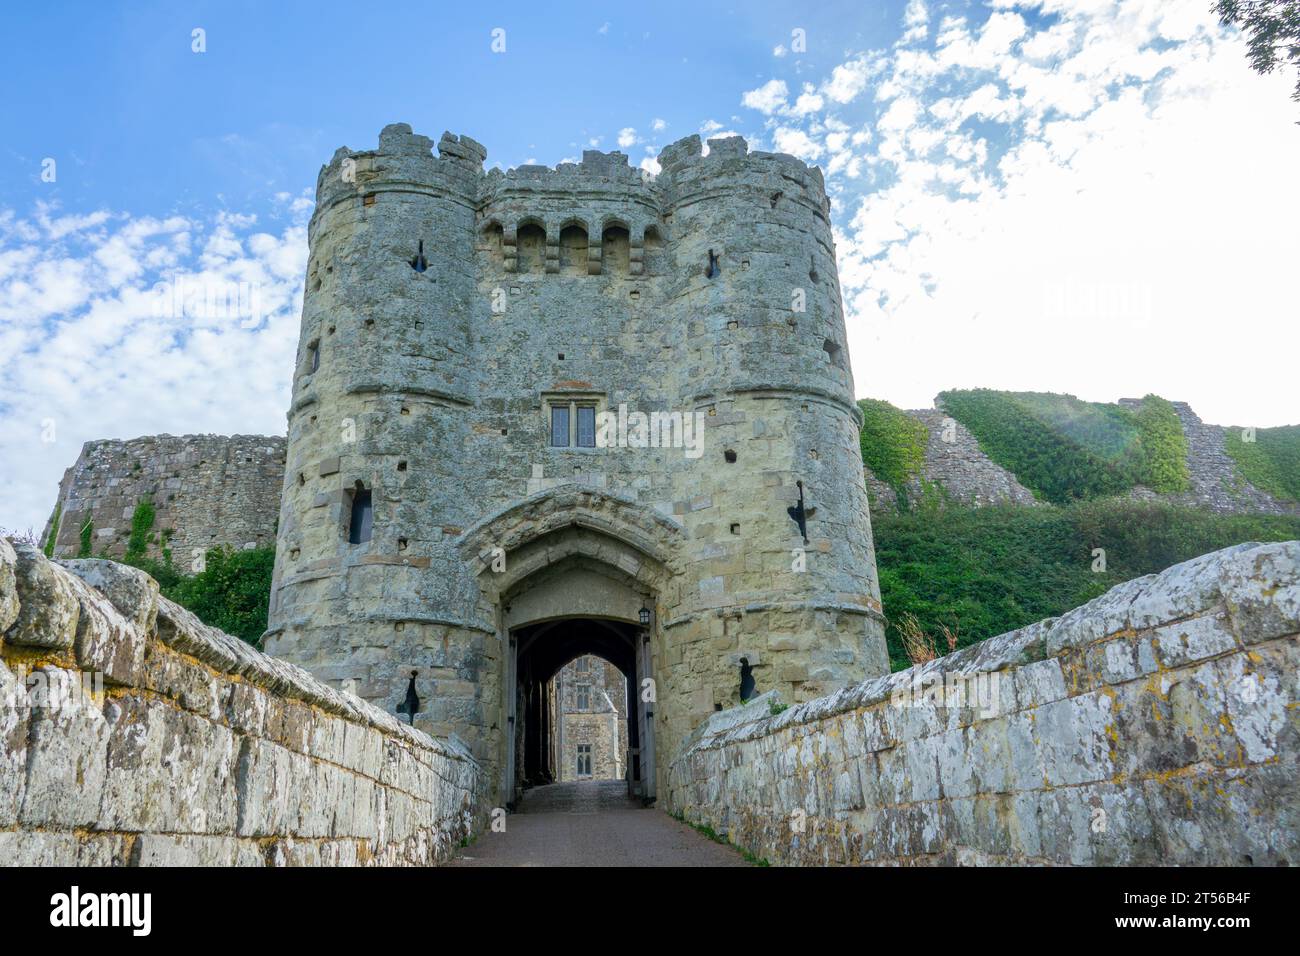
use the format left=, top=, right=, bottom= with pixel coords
left=0, top=539, right=477, bottom=768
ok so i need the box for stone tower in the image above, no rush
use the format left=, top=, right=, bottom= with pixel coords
left=265, top=123, right=888, bottom=804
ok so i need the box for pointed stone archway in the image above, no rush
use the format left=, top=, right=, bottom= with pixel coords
left=459, top=488, right=680, bottom=807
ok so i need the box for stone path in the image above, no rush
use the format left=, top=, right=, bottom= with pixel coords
left=449, top=780, right=751, bottom=867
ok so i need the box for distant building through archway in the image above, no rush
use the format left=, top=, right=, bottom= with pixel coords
left=552, top=654, right=628, bottom=782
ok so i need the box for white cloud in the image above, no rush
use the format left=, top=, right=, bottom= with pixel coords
left=839, top=2, right=1300, bottom=426
left=790, top=85, right=825, bottom=117
left=773, top=44, right=787, bottom=58
left=823, top=56, right=875, bottom=104
left=0, top=204, right=308, bottom=533
left=618, top=127, right=637, bottom=148
left=741, top=78, right=789, bottom=115
left=901, top=0, right=928, bottom=44
left=772, top=127, right=823, bottom=160
left=728, top=0, right=1300, bottom=428
left=651, top=117, right=667, bottom=132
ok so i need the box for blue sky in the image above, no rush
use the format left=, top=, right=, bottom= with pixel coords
left=2, top=0, right=941, bottom=214
left=3, top=0, right=1299, bottom=533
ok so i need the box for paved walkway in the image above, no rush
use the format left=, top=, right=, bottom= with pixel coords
left=450, top=780, right=750, bottom=867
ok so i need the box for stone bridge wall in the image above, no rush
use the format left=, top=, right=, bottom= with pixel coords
left=0, top=538, right=481, bottom=866
left=667, top=541, right=1299, bottom=865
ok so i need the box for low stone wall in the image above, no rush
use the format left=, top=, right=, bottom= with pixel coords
left=0, top=538, right=481, bottom=866
left=668, top=541, right=1299, bottom=865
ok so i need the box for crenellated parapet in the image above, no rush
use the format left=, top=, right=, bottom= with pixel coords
left=309, top=124, right=837, bottom=283
left=478, top=151, right=664, bottom=277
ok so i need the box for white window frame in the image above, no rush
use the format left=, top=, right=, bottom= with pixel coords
left=542, top=391, right=605, bottom=450
left=576, top=743, right=592, bottom=777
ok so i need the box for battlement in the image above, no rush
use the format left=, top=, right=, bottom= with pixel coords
left=313, top=124, right=831, bottom=233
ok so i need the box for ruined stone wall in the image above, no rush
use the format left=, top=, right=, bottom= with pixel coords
left=667, top=541, right=1299, bottom=865
left=865, top=408, right=1037, bottom=511
left=0, top=538, right=480, bottom=866
left=867, top=400, right=1297, bottom=515
left=1119, top=400, right=1298, bottom=516
left=42, top=434, right=286, bottom=562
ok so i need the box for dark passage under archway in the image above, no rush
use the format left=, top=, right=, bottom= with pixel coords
left=512, top=617, right=648, bottom=801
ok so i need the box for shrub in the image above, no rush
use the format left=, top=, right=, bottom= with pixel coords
left=1223, top=424, right=1300, bottom=502
left=123, top=545, right=274, bottom=647
left=1131, top=394, right=1191, bottom=493
left=873, top=499, right=1300, bottom=670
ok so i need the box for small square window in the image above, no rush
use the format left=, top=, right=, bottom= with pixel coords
left=544, top=393, right=606, bottom=450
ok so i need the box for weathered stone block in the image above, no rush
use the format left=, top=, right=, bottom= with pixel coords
left=18, top=669, right=110, bottom=827
left=68, top=573, right=147, bottom=686
left=0, top=831, right=84, bottom=866
left=98, top=695, right=238, bottom=834
left=0, top=537, right=18, bottom=633
left=1012, top=658, right=1067, bottom=709
left=134, top=834, right=258, bottom=866
left=1150, top=610, right=1237, bottom=668
left=235, top=737, right=295, bottom=837
left=0, top=658, right=28, bottom=827
left=1142, top=761, right=1300, bottom=865
left=1218, top=541, right=1300, bottom=645
left=4, top=542, right=79, bottom=649
left=60, top=558, right=160, bottom=636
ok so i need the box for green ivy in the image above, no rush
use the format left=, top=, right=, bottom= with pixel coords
left=124, top=497, right=156, bottom=563
left=78, top=518, right=94, bottom=558
left=43, top=504, right=62, bottom=558
left=857, top=398, right=929, bottom=508
left=1131, top=394, right=1191, bottom=493
left=1223, top=424, right=1300, bottom=503
left=937, top=389, right=1195, bottom=503
left=873, top=499, right=1300, bottom=671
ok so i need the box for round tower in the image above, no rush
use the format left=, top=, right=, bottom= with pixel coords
left=649, top=134, right=888, bottom=756
left=266, top=124, right=498, bottom=764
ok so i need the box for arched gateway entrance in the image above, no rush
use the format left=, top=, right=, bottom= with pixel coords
left=459, top=489, right=679, bottom=807
left=502, top=557, right=657, bottom=806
